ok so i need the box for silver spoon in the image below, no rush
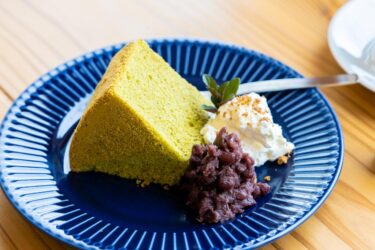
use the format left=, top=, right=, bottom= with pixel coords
left=199, top=73, right=358, bottom=99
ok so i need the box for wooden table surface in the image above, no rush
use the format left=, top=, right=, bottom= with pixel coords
left=0, top=0, right=374, bottom=249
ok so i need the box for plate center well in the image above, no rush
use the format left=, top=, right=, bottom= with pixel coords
left=51, top=88, right=292, bottom=231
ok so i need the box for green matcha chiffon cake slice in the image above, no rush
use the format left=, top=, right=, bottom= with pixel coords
left=70, top=40, right=209, bottom=185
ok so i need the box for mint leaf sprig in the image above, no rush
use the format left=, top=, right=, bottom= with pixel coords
left=202, top=74, right=240, bottom=112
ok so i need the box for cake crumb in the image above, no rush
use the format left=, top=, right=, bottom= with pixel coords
left=136, top=179, right=150, bottom=187
left=140, top=180, right=150, bottom=188
left=277, top=155, right=289, bottom=165
left=259, top=117, right=270, bottom=122
left=264, top=176, right=271, bottom=182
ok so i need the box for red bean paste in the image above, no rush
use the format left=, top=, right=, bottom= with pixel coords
left=180, top=127, right=270, bottom=224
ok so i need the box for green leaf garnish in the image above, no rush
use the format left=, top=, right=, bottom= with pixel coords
left=201, top=75, right=241, bottom=112
left=202, top=74, right=217, bottom=90
left=201, top=104, right=217, bottom=113
left=222, top=77, right=240, bottom=104
left=217, top=81, right=229, bottom=94
left=202, top=74, right=220, bottom=99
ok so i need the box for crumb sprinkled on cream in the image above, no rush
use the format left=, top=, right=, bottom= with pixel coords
left=201, top=93, right=294, bottom=166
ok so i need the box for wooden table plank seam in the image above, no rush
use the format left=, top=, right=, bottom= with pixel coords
left=21, top=0, right=86, bottom=51
left=0, top=4, right=66, bottom=59
left=0, top=24, right=52, bottom=70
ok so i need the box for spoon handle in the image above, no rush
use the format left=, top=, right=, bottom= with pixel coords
left=237, top=74, right=358, bottom=94
left=200, top=74, right=358, bottom=98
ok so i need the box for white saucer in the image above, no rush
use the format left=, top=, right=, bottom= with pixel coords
left=328, top=0, right=375, bottom=92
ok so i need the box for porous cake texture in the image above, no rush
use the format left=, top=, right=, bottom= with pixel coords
left=70, top=40, right=209, bottom=185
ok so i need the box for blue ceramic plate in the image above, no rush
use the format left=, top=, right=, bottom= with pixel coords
left=0, top=40, right=343, bottom=249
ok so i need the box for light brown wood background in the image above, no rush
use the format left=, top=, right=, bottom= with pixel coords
left=0, top=0, right=374, bottom=249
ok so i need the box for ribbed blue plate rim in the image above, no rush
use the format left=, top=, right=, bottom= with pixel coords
left=0, top=38, right=344, bottom=249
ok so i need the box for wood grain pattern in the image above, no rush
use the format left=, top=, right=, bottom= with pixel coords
left=0, top=0, right=374, bottom=249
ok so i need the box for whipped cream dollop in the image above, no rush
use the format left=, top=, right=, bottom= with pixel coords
left=201, top=93, right=294, bottom=166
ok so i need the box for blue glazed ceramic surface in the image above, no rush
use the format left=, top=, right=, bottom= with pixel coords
left=0, top=39, right=343, bottom=249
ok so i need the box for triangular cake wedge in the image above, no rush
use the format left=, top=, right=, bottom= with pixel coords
left=70, top=40, right=209, bottom=185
